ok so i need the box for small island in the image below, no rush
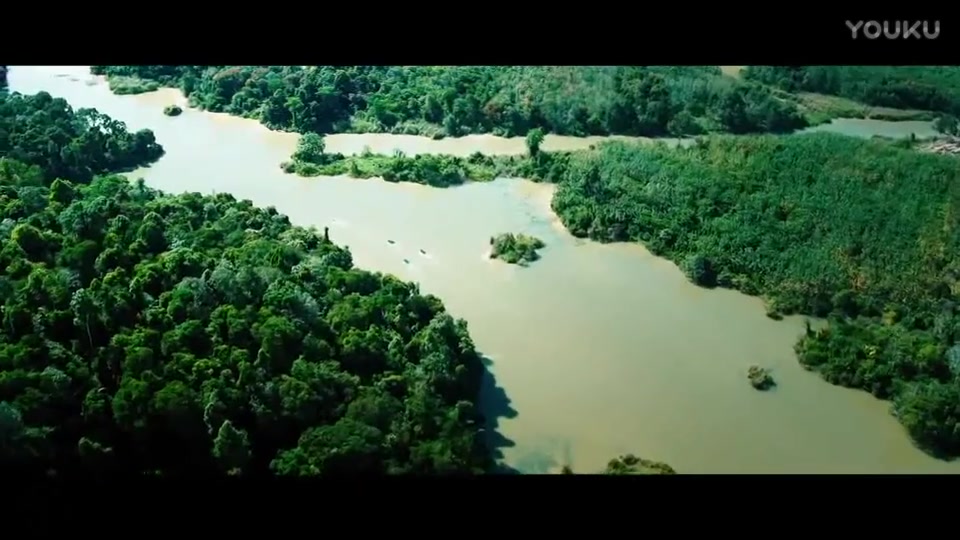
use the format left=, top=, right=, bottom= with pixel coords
left=560, top=454, right=677, bottom=475
left=747, top=365, right=776, bottom=391
left=489, top=233, right=546, bottom=266
left=604, top=454, right=677, bottom=475
left=105, top=75, right=160, bottom=95
left=163, top=105, right=183, bottom=117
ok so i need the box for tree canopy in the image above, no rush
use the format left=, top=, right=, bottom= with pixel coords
left=489, top=233, right=546, bottom=266
left=9, top=64, right=960, bottom=472
left=277, top=125, right=960, bottom=459
left=549, top=134, right=960, bottom=458
left=90, top=65, right=808, bottom=138
left=0, top=89, right=491, bottom=476
left=744, top=66, right=960, bottom=115
left=0, top=90, right=164, bottom=183
left=602, top=454, right=676, bottom=475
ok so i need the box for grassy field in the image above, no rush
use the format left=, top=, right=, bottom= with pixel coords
left=788, top=92, right=936, bottom=125
left=717, top=66, right=936, bottom=124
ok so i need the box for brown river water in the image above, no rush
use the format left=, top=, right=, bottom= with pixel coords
left=8, top=66, right=956, bottom=474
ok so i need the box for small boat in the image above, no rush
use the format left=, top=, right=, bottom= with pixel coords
left=403, top=258, right=410, bottom=264
left=419, top=249, right=427, bottom=255
left=387, top=239, right=396, bottom=244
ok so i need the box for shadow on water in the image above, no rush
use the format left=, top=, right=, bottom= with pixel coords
left=478, top=354, right=521, bottom=474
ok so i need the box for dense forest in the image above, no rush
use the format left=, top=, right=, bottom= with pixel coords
left=744, top=66, right=960, bottom=116
left=549, top=134, right=960, bottom=458
left=90, top=65, right=808, bottom=138
left=0, top=90, right=492, bottom=475
left=276, top=126, right=960, bottom=458
left=0, top=91, right=164, bottom=183
left=7, top=64, right=959, bottom=472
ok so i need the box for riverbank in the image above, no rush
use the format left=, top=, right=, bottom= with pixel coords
left=0, top=100, right=491, bottom=476
left=920, top=136, right=960, bottom=156
left=90, top=65, right=812, bottom=138
left=90, top=65, right=946, bottom=142
left=10, top=65, right=960, bottom=474
left=286, top=131, right=960, bottom=459
left=281, top=137, right=582, bottom=187
left=744, top=66, right=960, bottom=121
left=788, top=92, right=936, bottom=125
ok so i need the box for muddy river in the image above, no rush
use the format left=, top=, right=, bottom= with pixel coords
left=8, top=66, right=957, bottom=473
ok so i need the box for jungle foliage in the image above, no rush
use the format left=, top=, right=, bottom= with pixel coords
left=549, top=134, right=960, bottom=458
left=744, top=66, right=960, bottom=115
left=0, top=89, right=491, bottom=476
left=91, top=65, right=808, bottom=138
left=1, top=91, right=164, bottom=183
left=489, top=233, right=546, bottom=266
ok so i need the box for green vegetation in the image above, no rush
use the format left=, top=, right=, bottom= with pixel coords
left=90, top=66, right=808, bottom=137
left=105, top=76, right=160, bottom=95
left=278, top=133, right=349, bottom=176
left=1, top=91, right=164, bottom=182
left=785, top=92, right=935, bottom=126
left=212, top=69, right=960, bottom=459
left=744, top=66, right=960, bottom=116
left=488, top=233, right=546, bottom=266
left=525, top=128, right=545, bottom=156
left=15, top=65, right=960, bottom=471
left=603, top=454, right=676, bottom=475
left=548, top=134, right=960, bottom=458
left=281, top=132, right=553, bottom=187
left=163, top=105, right=183, bottom=117
left=282, top=131, right=583, bottom=188
left=290, top=133, right=334, bottom=165
left=747, top=366, right=775, bottom=391
left=560, top=454, right=677, bottom=474
left=287, top=149, right=574, bottom=187
left=0, top=91, right=491, bottom=475
left=0, top=66, right=7, bottom=91
left=274, top=119, right=960, bottom=461
left=294, top=153, right=484, bottom=187
left=934, top=115, right=959, bottom=136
